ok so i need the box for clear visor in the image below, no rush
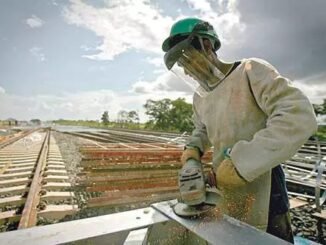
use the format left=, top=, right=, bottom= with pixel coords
left=164, top=37, right=225, bottom=97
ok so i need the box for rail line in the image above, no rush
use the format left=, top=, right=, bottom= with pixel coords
left=60, top=129, right=188, bottom=144
left=283, top=139, right=326, bottom=211
left=72, top=133, right=325, bottom=213
left=0, top=129, right=78, bottom=230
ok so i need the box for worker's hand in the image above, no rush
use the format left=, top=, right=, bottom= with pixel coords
left=216, top=158, right=247, bottom=189
left=181, top=147, right=200, bottom=165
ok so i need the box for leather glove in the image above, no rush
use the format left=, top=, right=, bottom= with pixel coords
left=207, top=168, right=217, bottom=188
left=216, top=158, right=246, bottom=189
left=181, top=147, right=200, bottom=165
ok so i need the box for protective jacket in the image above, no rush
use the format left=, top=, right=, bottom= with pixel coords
left=187, top=58, right=317, bottom=230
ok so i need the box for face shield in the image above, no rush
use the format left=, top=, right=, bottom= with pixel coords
left=164, top=35, right=225, bottom=97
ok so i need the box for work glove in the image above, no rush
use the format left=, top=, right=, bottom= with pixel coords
left=206, top=168, right=217, bottom=188
left=181, top=147, right=200, bottom=165
left=216, top=149, right=247, bottom=189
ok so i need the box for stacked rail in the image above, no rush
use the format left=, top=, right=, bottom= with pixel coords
left=284, top=140, right=326, bottom=210
left=77, top=139, right=325, bottom=211
left=0, top=129, right=78, bottom=229
left=63, top=129, right=188, bottom=144
left=78, top=143, right=212, bottom=208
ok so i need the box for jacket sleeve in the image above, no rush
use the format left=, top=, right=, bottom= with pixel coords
left=185, top=100, right=211, bottom=155
left=230, top=58, right=318, bottom=182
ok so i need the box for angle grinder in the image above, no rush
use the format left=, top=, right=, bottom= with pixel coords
left=173, top=158, right=222, bottom=217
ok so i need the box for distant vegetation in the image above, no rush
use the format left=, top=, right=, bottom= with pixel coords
left=316, top=125, right=326, bottom=141
left=144, top=98, right=194, bottom=133
left=53, top=98, right=193, bottom=133
left=53, top=97, right=326, bottom=138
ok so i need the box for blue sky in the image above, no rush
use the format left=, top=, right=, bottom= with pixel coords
left=0, top=0, right=325, bottom=121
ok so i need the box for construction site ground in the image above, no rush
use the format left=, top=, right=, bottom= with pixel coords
left=50, top=130, right=325, bottom=243
left=0, top=127, right=325, bottom=244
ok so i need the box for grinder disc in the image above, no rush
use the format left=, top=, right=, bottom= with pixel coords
left=173, top=187, right=223, bottom=217
left=172, top=202, right=214, bottom=217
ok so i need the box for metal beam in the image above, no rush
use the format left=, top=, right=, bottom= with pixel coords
left=151, top=200, right=292, bottom=245
left=0, top=207, right=169, bottom=245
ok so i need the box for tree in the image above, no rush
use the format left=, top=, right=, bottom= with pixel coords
left=101, top=111, right=109, bottom=125
left=170, top=98, right=194, bottom=132
left=117, top=110, right=128, bottom=127
left=144, top=99, right=172, bottom=130
left=30, top=119, right=41, bottom=125
left=127, top=110, right=139, bottom=123
left=143, top=98, right=194, bottom=132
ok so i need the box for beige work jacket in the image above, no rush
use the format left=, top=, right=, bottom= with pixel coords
left=188, top=58, right=318, bottom=230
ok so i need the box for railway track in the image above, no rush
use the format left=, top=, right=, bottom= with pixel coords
left=0, top=129, right=78, bottom=230
left=48, top=129, right=326, bottom=243
left=284, top=139, right=326, bottom=211
left=59, top=129, right=188, bottom=144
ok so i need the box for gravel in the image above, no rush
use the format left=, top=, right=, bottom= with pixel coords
left=290, top=203, right=325, bottom=243
left=52, top=131, right=84, bottom=186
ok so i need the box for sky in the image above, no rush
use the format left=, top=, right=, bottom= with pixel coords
left=0, top=0, right=325, bottom=121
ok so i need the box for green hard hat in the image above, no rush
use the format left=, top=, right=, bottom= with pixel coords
left=162, top=18, right=221, bottom=52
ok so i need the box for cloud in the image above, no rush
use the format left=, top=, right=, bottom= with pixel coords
left=131, top=71, right=192, bottom=95
left=234, top=0, right=326, bottom=80
left=0, top=90, right=125, bottom=120
left=0, top=87, right=191, bottom=122
left=293, top=72, right=326, bottom=104
left=145, top=56, right=164, bottom=68
left=0, top=86, right=5, bottom=94
left=29, top=47, right=46, bottom=62
left=63, top=0, right=174, bottom=60
left=184, top=0, right=245, bottom=46
left=63, top=0, right=245, bottom=60
left=26, top=15, right=44, bottom=28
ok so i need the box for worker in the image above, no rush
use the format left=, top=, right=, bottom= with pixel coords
left=162, top=18, right=318, bottom=243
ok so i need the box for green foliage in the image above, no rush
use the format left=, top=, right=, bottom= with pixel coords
left=315, top=125, right=326, bottom=141
left=30, top=119, right=41, bottom=125
left=127, top=110, right=139, bottom=123
left=117, top=110, right=140, bottom=128
left=144, top=99, right=172, bottom=130
left=101, top=111, right=109, bottom=125
left=170, top=98, right=194, bottom=132
left=53, top=119, right=144, bottom=130
left=144, top=98, right=194, bottom=133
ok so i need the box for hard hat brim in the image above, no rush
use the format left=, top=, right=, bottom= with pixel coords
left=162, top=37, right=171, bottom=52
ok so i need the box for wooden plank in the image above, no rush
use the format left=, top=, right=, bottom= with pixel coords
left=0, top=177, right=30, bottom=187
left=0, top=171, right=32, bottom=179
left=43, top=182, right=71, bottom=191
left=38, top=205, right=79, bottom=220
left=41, top=192, right=75, bottom=202
left=44, top=175, right=69, bottom=181
left=0, top=185, right=29, bottom=195
left=0, top=210, right=21, bottom=224
left=0, top=196, right=26, bottom=207
left=312, top=210, right=326, bottom=219
left=289, top=198, right=308, bottom=209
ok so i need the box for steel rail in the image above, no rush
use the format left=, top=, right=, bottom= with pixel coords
left=18, top=129, right=50, bottom=229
